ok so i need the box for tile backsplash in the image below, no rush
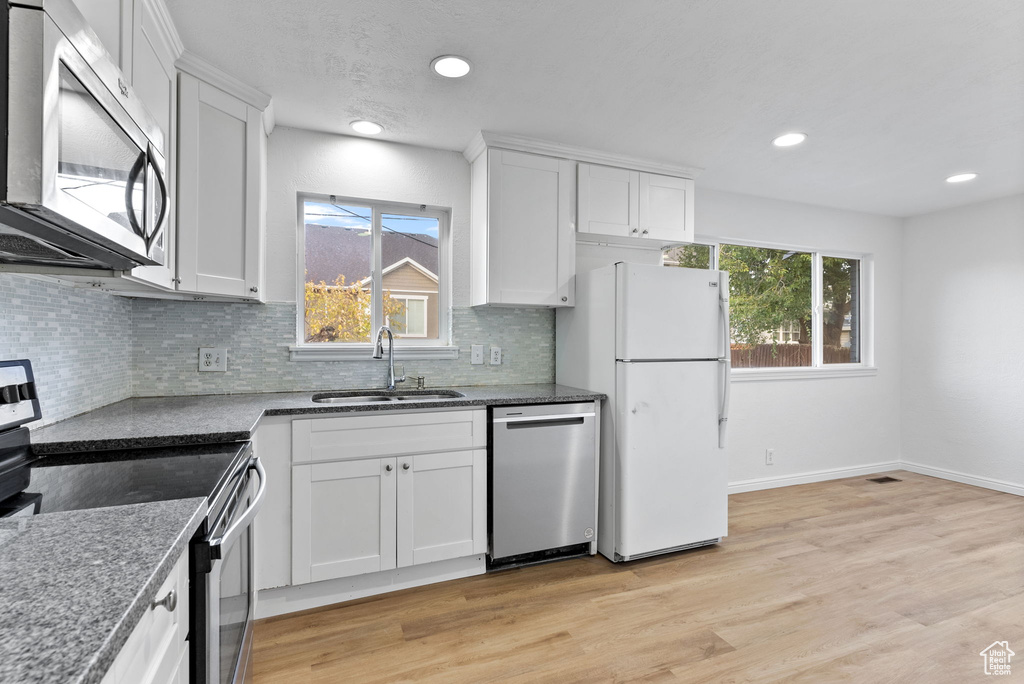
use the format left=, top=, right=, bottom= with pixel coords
left=3, top=274, right=555, bottom=423
left=131, top=301, right=554, bottom=396
left=0, top=275, right=133, bottom=425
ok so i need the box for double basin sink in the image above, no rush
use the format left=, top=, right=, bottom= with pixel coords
left=311, top=389, right=465, bottom=405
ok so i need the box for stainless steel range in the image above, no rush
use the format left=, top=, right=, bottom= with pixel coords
left=0, top=359, right=266, bottom=684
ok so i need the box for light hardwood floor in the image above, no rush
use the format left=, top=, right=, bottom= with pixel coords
left=252, top=471, right=1024, bottom=682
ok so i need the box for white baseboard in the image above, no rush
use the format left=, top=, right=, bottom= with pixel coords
left=256, top=555, right=486, bottom=619
left=728, top=461, right=902, bottom=494
left=901, top=461, right=1024, bottom=497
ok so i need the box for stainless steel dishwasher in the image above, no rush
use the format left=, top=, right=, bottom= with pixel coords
left=489, top=402, right=598, bottom=567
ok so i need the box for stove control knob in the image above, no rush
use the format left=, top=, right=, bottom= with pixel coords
left=0, top=385, right=20, bottom=404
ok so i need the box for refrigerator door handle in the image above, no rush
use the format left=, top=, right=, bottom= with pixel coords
left=718, top=280, right=731, bottom=449
left=718, top=358, right=731, bottom=448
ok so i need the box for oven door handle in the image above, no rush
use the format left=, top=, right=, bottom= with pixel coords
left=206, top=457, right=267, bottom=552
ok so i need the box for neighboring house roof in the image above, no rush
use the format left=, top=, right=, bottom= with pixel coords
left=304, top=224, right=438, bottom=285
left=375, top=257, right=438, bottom=282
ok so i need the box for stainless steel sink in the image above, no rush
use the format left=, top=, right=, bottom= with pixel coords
left=312, top=395, right=393, bottom=404
left=311, top=390, right=464, bottom=404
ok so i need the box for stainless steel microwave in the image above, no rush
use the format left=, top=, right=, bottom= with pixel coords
left=0, top=0, right=168, bottom=271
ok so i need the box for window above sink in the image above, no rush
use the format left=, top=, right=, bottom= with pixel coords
left=291, top=193, right=457, bottom=361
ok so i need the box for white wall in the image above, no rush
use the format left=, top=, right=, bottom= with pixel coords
left=698, top=189, right=904, bottom=488
left=265, top=127, right=471, bottom=305
left=901, top=194, right=1024, bottom=493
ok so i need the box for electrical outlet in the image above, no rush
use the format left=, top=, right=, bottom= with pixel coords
left=489, top=346, right=502, bottom=365
left=766, top=448, right=775, bottom=466
left=199, top=347, right=227, bottom=372
left=470, top=344, right=484, bottom=365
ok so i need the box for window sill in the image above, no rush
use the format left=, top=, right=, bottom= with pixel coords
left=289, top=344, right=460, bottom=362
left=730, top=366, right=878, bottom=382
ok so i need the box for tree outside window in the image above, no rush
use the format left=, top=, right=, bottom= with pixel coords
left=663, top=242, right=862, bottom=368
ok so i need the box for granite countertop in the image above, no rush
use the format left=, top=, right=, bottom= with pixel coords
left=32, top=383, right=605, bottom=454
left=0, top=497, right=207, bottom=684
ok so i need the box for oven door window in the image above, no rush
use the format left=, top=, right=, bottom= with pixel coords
left=56, top=62, right=146, bottom=235
left=216, top=489, right=253, bottom=683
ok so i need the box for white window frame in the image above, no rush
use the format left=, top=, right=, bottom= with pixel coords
left=387, top=294, right=429, bottom=338
left=290, top=193, right=456, bottom=361
left=678, top=237, right=875, bottom=381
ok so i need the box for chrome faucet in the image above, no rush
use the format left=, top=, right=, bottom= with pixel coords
left=372, top=325, right=406, bottom=390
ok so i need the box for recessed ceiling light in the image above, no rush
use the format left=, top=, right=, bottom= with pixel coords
left=946, top=172, right=977, bottom=183
left=350, top=120, right=383, bottom=135
left=772, top=132, right=807, bottom=147
left=431, top=55, right=472, bottom=78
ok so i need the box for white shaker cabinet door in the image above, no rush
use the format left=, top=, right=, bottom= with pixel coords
left=639, top=172, right=693, bottom=243
left=125, top=0, right=178, bottom=290
left=474, top=149, right=575, bottom=307
left=577, top=163, right=640, bottom=238
left=291, top=458, right=398, bottom=584
left=177, top=73, right=264, bottom=300
left=396, top=449, right=487, bottom=568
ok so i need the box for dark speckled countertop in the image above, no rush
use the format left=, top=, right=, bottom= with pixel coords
left=0, top=498, right=207, bottom=684
left=31, top=383, right=605, bottom=454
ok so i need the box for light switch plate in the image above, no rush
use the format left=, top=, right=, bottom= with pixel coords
left=199, top=347, right=227, bottom=372
left=471, top=345, right=484, bottom=365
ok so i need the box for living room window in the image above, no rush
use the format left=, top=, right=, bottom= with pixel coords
left=663, top=241, right=870, bottom=376
left=294, top=194, right=452, bottom=358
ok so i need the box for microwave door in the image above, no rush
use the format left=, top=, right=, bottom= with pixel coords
left=3, top=6, right=160, bottom=267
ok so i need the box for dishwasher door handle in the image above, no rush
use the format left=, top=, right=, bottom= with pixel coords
left=493, top=412, right=596, bottom=427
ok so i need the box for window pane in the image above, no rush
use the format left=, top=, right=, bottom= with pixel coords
left=663, top=243, right=712, bottom=269
left=823, top=256, right=860, bottom=364
left=382, top=213, right=439, bottom=340
left=302, top=201, right=373, bottom=343
left=719, top=244, right=812, bottom=368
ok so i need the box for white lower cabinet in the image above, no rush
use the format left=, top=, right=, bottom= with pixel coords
left=292, top=457, right=398, bottom=583
left=292, top=450, right=487, bottom=584
left=101, top=550, right=189, bottom=684
left=398, top=450, right=486, bottom=567
left=289, top=410, right=487, bottom=586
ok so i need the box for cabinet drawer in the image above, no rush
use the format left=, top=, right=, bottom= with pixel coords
left=293, top=410, right=486, bottom=463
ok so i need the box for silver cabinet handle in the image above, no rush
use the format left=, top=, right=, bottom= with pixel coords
left=151, top=589, right=177, bottom=613
left=642, top=229, right=649, bottom=235
left=631, top=228, right=639, bottom=234
left=249, top=286, right=259, bottom=293
left=402, top=462, right=410, bottom=470
left=561, top=296, right=568, bottom=302
left=385, top=464, right=393, bottom=472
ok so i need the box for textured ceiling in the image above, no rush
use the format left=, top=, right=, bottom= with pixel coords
left=165, top=0, right=1024, bottom=218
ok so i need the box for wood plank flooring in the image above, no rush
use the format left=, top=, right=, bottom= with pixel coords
left=252, top=471, right=1024, bottom=682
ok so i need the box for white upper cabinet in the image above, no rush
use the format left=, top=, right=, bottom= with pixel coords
left=125, top=0, right=180, bottom=290
left=578, top=163, right=694, bottom=244
left=639, top=172, right=693, bottom=242
left=468, top=147, right=575, bottom=308
left=176, top=71, right=266, bottom=301
left=577, top=164, right=639, bottom=238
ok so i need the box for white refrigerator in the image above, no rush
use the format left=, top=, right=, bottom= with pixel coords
left=556, top=262, right=730, bottom=561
